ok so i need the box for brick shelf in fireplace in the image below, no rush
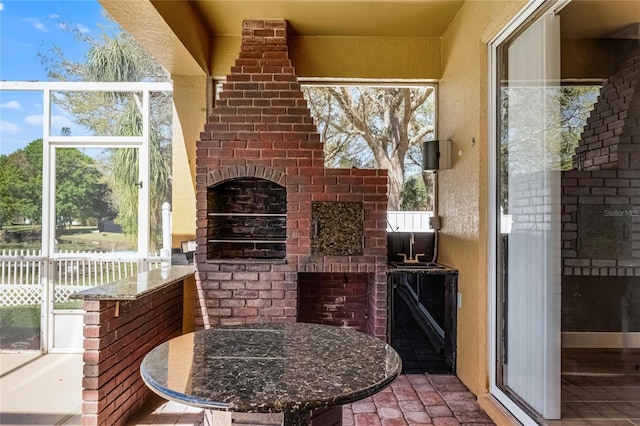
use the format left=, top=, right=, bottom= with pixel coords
left=194, top=19, right=389, bottom=340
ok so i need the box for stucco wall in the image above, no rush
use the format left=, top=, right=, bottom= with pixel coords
left=209, top=35, right=442, bottom=80
left=291, top=36, right=441, bottom=80
left=171, top=75, right=207, bottom=246
left=437, top=0, right=525, bottom=402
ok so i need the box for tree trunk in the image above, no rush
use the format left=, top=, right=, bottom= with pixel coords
left=380, top=157, right=404, bottom=210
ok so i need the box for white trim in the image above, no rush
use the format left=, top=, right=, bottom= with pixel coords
left=551, top=0, right=572, bottom=15
left=0, top=81, right=172, bottom=91
left=42, top=89, right=53, bottom=353
left=48, top=136, right=144, bottom=147
left=138, top=90, right=151, bottom=270
left=562, top=332, right=640, bottom=348
left=50, top=252, right=144, bottom=260
left=47, top=347, right=84, bottom=354
left=487, top=0, right=561, bottom=424
left=489, top=386, right=539, bottom=426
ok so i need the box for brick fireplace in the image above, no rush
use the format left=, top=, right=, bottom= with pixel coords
left=194, top=20, right=389, bottom=339
left=561, top=42, right=640, bottom=334
left=561, top=46, right=640, bottom=278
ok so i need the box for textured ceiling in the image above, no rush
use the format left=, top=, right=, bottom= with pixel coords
left=189, top=0, right=465, bottom=37
left=189, top=0, right=638, bottom=39
left=100, top=0, right=639, bottom=76
left=560, top=0, right=639, bottom=39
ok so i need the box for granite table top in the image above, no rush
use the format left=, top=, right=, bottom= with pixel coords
left=70, top=265, right=195, bottom=301
left=140, top=322, right=402, bottom=414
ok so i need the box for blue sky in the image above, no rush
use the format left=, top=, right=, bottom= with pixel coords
left=0, top=0, right=108, bottom=155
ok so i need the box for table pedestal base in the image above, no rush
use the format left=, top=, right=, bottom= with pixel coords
left=203, top=406, right=342, bottom=426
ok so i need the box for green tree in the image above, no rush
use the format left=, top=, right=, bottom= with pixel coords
left=303, top=86, right=435, bottom=210
left=56, top=148, right=114, bottom=228
left=0, top=140, right=114, bottom=230
left=556, top=86, right=600, bottom=169
left=498, top=85, right=600, bottom=212
left=0, top=153, right=38, bottom=228
left=400, top=174, right=430, bottom=211
left=40, top=11, right=172, bottom=250
left=0, top=140, right=44, bottom=228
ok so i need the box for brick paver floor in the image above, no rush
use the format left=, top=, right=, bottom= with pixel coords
left=128, top=374, right=495, bottom=426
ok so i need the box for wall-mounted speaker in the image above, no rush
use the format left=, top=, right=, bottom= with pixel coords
left=423, top=140, right=440, bottom=171
left=423, top=140, right=451, bottom=171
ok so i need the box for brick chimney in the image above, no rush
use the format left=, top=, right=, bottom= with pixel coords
left=572, top=52, right=640, bottom=171
left=194, top=20, right=389, bottom=339
left=562, top=49, right=640, bottom=278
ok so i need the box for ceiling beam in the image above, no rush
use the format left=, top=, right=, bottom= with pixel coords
left=99, top=0, right=210, bottom=76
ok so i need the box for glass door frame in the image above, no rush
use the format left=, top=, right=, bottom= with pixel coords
left=487, top=0, right=570, bottom=423
left=0, top=80, right=172, bottom=353
left=41, top=82, right=161, bottom=261
left=43, top=82, right=171, bottom=352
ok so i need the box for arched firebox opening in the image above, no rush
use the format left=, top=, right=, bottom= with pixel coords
left=207, top=177, right=286, bottom=260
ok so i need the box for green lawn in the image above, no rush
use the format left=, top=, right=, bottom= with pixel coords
left=1, top=225, right=136, bottom=252
left=0, top=301, right=83, bottom=350
left=0, top=305, right=40, bottom=350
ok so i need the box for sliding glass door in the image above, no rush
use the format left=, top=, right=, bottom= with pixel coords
left=491, top=3, right=562, bottom=422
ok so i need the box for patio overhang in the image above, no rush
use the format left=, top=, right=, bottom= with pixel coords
left=98, top=0, right=468, bottom=80
left=100, top=0, right=639, bottom=81
left=98, top=0, right=210, bottom=76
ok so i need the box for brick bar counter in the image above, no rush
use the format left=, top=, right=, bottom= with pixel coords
left=71, top=265, right=196, bottom=426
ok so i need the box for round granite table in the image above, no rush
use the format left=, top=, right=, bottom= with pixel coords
left=140, top=322, right=402, bottom=426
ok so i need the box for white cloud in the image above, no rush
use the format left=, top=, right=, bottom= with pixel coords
left=0, top=3, right=5, bottom=12
left=24, top=115, right=42, bottom=126
left=1, top=101, right=22, bottom=110
left=51, top=115, right=75, bottom=129
left=49, top=13, right=59, bottom=19
left=76, top=24, right=90, bottom=34
left=1, top=121, right=21, bottom=133
left=25, top=114, right=75, bottom=129
left=25, top=18, right=47, bottom=32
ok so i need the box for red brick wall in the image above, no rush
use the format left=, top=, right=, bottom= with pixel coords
left=80, top=283, right=183, bottom=426
left=562, top=51, right=640, bottom=277
left=298, top=273, right=369, bottom=332
left=195, top=20, right=388, bottom=339
left=571, top=53, right=640, bottom=171
left=561, top=169, right=640, bottom=276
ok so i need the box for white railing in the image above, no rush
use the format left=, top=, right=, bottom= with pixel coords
left=0, top=249, right=167, bottom=307
left=387, top=211, right=433, bottom=232
left=0, top=249, right=42, bottom=308
left=0, top=249, right=41, bottom=286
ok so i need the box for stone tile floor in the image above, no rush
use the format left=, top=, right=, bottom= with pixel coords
left=128, top=374, right=495, bottom=426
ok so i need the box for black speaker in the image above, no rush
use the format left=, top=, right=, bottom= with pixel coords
left=423, top=140, right=440, bottom=171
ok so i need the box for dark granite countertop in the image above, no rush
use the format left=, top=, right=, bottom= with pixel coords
left=140, top=323, right=402, bottom=413
left=387, top=262, right=458, bottom=274
left=70, top=265, right=195, bottom=301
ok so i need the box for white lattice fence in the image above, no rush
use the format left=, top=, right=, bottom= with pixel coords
left=0, top=249, right=43, bottom=307
left=1, top=249, right=166, bottom=307
left=0, top=285, right=42, bottom=307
